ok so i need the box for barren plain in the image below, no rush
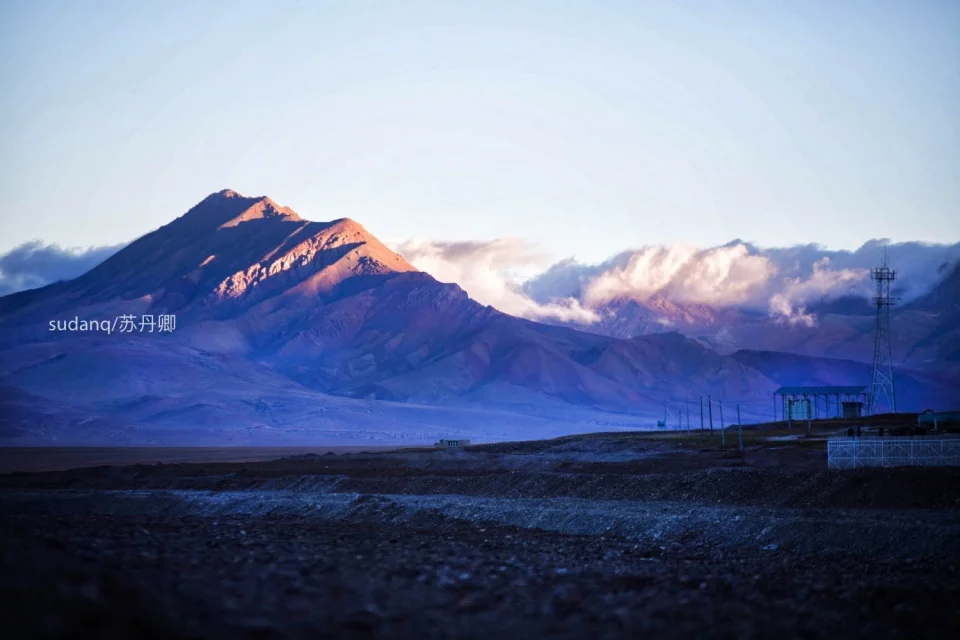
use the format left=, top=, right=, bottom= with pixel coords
left=1, top=429, right=958, bottom=639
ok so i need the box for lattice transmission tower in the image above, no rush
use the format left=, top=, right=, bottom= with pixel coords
left=867, top=257, right=897, bottom=415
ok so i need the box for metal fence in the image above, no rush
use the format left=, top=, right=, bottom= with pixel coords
left=827, top=437, right=960, bottom=470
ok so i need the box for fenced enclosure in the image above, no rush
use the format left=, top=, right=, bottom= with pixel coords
left=827, top=437, right=960, bottom=469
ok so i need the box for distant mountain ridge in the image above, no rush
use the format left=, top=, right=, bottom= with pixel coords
left=536, top=259, right=960, bottom=376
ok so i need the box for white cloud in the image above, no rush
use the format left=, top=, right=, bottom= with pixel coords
left=0, top=241, right=125, bottom=296
left=390, top=238, right=600, bottom=323
left=768, top=293, right=817, bottom=328
left=582, top=243, right=775, bottom=307
left=777, top=257, right=868, bottom=304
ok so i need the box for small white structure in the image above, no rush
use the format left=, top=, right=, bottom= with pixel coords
left=435, top=439, right=471, bottom=448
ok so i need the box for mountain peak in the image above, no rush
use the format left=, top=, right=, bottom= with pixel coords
left=177, top=190, right=302, bottom=231
left=14, top=190, right=416, bottom=313
left=0, top=189, right=421, bottom=324
left=202, top=188, right=258, bottom=204
left=216, top=195, right=301, bottom=229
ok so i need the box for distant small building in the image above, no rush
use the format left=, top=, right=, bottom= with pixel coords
left=774, top=385, right=868, bottom=421
left=435, top=439, right=471, bottom=448
left=918, top=410, right=960, bottom=431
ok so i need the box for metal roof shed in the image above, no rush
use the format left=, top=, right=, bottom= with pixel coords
left=774, top=385, right=868, bottom=421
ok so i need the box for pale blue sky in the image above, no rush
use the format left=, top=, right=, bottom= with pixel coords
left=1, top=0, right=957, bottom=263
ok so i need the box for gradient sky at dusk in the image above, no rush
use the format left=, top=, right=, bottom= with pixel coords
left=1, top=0, right=957, bottom=263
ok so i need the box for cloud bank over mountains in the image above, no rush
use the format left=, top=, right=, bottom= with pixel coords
left=0, top=241, right=126, bottom=296
left=395, top=238, right=960, bottom=325
left=2, top=236, right=958, bottom=326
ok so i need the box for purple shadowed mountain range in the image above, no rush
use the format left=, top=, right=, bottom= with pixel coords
left=1, top=190, right=957, bottom=444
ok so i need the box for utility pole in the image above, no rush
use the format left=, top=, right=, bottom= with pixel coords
left=678, top=407, right=682, bottom=431
left=708, top=395, right=714, bottom=434
left=700, top=396, right=704, bottom=432
left=719, top=399, right=725, bottom=448
left=737, top=404, right=744, bottom=451
left=686, top=398, right=691, bottom=432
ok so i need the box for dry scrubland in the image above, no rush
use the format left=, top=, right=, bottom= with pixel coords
left=1, top=428, right=958, bottom=639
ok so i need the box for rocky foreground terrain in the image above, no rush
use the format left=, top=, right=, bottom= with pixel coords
left=1, top=431, right=958, bottom=639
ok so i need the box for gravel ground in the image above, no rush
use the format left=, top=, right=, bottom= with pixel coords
left=3, top=514, right=958, bottom=640
left=2, top=434, right=959, bottom=639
